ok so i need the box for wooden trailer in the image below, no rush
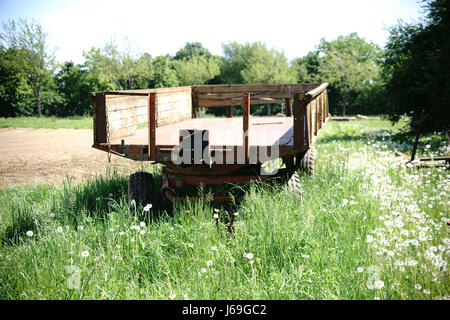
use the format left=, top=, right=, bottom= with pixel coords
left=90, top=83, right=331, bottom=205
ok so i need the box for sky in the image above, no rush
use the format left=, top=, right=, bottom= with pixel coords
left=0, top=0, right=424, bottom=64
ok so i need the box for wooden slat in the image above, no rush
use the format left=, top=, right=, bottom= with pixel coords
left=307, top=100, right=312, bottom=145
left=98, top=86, right=192, bottom=96
left=285, top=98, right=291, bottom=117
left=306, top=82, right=328, bottom=99
left=243, top=93, right=250, bottom=163
left=198, top=97, right=282, bottom=107
left=196, top=91, right=297, bottom=100
left=226, top=106, right=232, bottom=118
left=293, top=94, right=307, bottom=149
left=149, top=93, right=156, bottom=161
left=193, top=83, right=321, bottom=94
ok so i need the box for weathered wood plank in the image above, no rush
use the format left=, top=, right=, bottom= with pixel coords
left=226, top=106, right=232, bottom=118
left=285, top=98, right=291, bottom=117
left=149, top=93, right=156, bottom=161
left=198, top=97, right=282, bottom=107
left=306, top=82, right=328, bottom=99
left=193, top=83, right=321, bottom=94
left=196, top=91, right=298, bottom=100
left=243, top=93, right=250, bottom=163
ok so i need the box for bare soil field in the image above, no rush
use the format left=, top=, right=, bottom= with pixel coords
left=0, top=128, right=144, bottom=189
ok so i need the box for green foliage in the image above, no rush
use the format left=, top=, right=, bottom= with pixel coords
left=53, top=62, right=114, bottom=116
left=175, top=56, right=220, bottom=86
left=240, top=46, right=295, bottom=84
left=318, top=33, right=382, bottom=116
left=219, top=42, right=294, bottom=85
left=0, top=19, right=61, bottom=117
left=83, top=41, right=124, bottom=90
left=292, top=51, right=322, bottom=83
left=174, top=42, right=212, bottom=60
left=383, top=0, right=450, bottom=133
left=150, top=55, right=179, bottom=88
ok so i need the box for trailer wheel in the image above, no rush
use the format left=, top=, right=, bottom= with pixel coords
left=128, top=172, right=154, bottom=209
left=283, top=169, right=302, bottom=199
left=298, top=147, right=316, bottom=176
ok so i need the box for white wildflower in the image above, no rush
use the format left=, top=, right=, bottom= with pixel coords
left=375, top=280, right=384, bottom=289
left=244, top=253, right=254, bottom=259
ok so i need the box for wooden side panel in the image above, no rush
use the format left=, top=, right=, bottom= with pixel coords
left=193, top=83, right=320, bottom=94
left=156, top=88, right=192, bottom=127
left=105, top=95, right=148, bottom=140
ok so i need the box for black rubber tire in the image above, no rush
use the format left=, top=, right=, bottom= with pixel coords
left=298, top=147, right=316, bottom=176
left=128, top=172, right=154, bottom=208
left=283, top=169, right=302, bottom=200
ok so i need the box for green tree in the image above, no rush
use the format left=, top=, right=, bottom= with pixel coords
left=0, top=19, right=57, bottom=117
left=83, top=41, right=121, bottom=90
left=174, top=42, right=212, bottom=60
left=219, top=41, right=295, bottom=84
left=0, top=47, right=28, bottom=116
left=383, top=0, right=450, bottom=132
left=175, top=55, right=220, bottom=86
left=241, top=45, right=296, bottom=84
left=150, top=55, right=179, bottom=88
left=291, top=51, right=322, bottom=83
left=54, top=61, right=114, bottom=116
left=318, top=33, right=382, bottom=116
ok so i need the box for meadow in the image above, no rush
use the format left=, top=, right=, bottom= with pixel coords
left=0, top=119, right=448, bottom=300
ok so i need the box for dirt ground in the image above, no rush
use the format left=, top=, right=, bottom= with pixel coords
left=0, top=128, right=145, bottom=189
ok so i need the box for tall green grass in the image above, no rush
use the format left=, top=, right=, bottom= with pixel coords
left=0, top=116, right=93, bottom=129
left=0, top=119, right=448, bottom=300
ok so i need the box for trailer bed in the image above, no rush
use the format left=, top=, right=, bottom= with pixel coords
left=111, top=116, right=294, bottom=147
left=90, top=83, right=330, bottom=176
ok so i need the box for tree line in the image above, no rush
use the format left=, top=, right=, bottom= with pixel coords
left=0, top=0, right=448, bottom=133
